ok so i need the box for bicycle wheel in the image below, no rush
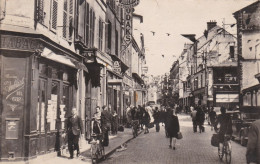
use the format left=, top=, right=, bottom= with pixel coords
left=218, top=147, right=224, bottom=161
left=225, top=144, right=232, bottom=164
left=91, top=144, right=98, bottom=163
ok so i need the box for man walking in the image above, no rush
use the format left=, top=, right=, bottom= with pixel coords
left=64, top=108, right=83, bottom=159
left=246, top=120, right=260, bottom=164
left=190, top=108, right=197, bottom=133
left=101, top=105, right=112, bottom=146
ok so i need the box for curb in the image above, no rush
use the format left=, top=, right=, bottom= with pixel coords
left=103, top=130, right=144, bottom=160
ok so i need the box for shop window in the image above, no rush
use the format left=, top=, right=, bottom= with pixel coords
left=257, top=90, right=260, bottom=106
left=253, top=91, right=257, bottom=106
left=37, top=80, right=47, bottom=133
left=230, top=46, right=234, bottom=58
left=60, top=85, right=69, bottom=129
left=39, top=63, right=47, bottom=77
left=47, top=81, right=58, bottom=131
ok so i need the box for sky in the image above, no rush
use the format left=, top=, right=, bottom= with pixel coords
left=133, top=0, right=257, bottom=76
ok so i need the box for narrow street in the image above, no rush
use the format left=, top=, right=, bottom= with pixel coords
left=102, top=114, right=246, bottom=164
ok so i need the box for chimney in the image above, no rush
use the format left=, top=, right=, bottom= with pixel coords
left=207, top=20, right=217, bottom=31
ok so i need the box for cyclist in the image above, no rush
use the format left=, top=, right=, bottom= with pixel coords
left=214, top=107, right=233, bottom=157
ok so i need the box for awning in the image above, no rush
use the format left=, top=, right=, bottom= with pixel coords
left=41, top=48, right=88, bottom=72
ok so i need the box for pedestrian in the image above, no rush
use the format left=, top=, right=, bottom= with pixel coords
left=165, top=107, right=172, bottom=137
left=246, top=120, right=260, bottom=164
left=91, top=106, right=102, bottom=136
left=143, top=108, right=151, bottom=134
left=153, top=107, right=160, bottom=132
left=101, top=105, right=112, bottom=146
left=64, top=108, right=84, bottom=159
left=214, top=107, right=232, bottom=157
left=209, top=107, right=217, bottom=131
left=126, top=105, right=132, bottom=128
left=111, top=110, right=118, bottom=135
left=190, top=107, right=197, bottom=133
left=196, top=106, right=205, bottom=133
left=167, top=109, right=180, bottom=150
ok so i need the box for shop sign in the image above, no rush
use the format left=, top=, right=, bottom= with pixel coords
left=0, top=35, right=43, bottom=51
left=123, top=8, right=133, bottom=48
left=117, top=0, right=140, bottom=8
left=6, top=119, right=19, bottom=139
left=113, top=61, right=121, bottom=74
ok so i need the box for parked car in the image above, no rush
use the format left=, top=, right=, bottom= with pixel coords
left=229, top=110, right=260, bottom=146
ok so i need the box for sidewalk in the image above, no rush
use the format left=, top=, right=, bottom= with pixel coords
left=16, top=128, right=142, bottom=164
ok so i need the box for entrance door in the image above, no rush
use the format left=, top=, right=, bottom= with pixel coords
left=37, top=79, right=47, bottom=154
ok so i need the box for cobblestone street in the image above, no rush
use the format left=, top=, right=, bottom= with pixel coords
left=102, top=114, right=247, bottom=164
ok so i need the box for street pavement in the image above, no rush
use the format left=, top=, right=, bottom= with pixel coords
left=8, top=128, right=138, bottom=164
left=101, top=114, right=247, bottom=164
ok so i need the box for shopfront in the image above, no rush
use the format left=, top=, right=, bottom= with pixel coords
left=0, top=34, right=84, bottom=161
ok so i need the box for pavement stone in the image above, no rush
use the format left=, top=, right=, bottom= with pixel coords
left=102, top=114, right=247, bottom=164
left=3, top=128, right=140, bottom=164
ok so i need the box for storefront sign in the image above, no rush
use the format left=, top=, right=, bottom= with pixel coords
left=6, top=119, right=19, bottom=139
left=117, top=0, right=140, bottom=8
left=113, top=61, right=121, bottom=74
left=0, top=35, right=43, bottom=51
left=3, top=57, right=26, bottom=113
left=123, top=8, right=133, bottom=47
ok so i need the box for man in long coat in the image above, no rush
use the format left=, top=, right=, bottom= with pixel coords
left=65, top=108, right=83, bottom=159
left=247, top=120, right=260, bottom=164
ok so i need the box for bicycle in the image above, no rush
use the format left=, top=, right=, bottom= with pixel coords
left=90, top=134, right=105, bottom=164
left=218, top=135, right=232, bottom=164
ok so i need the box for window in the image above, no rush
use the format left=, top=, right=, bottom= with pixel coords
left=107, top=20, right=112, bottom=50
left=63, top=0, right=73, bottom=41
left=89, top=9, right=95, bottom=47
left=38, top=0, right=58, bottom=31
left=78, top=0, right=86, bottom=42
left=98, top=19, right=104, bottom=50
left=85, top=2, right=90, bottom=45
left=115, top=30, right=118, bottom=56
left=201, top=74, right=203, bottom=88
left=194, top=77, right=198, bottom=90
left=230, top=46, right=234, bottom=58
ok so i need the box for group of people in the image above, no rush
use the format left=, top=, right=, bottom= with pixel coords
left=63, top=105, right=119, bottom=159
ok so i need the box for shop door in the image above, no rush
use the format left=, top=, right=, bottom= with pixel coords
left=37, top=79, right=47, bottom=154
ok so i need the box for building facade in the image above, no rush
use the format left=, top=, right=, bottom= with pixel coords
left=234, top=1, right=260, bottom=111
left=0, top=0, right=146, bottom=161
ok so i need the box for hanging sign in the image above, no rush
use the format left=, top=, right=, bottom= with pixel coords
left=116, top=0, right=140, bottom=9
left=122, top=8, right=133, bottom=49
left=113, top=61, right=121, bottom=74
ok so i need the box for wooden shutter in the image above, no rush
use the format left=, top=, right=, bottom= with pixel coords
left=68, top=0, right=73, bottom=41
left=38, top=0, right=44, bottom=24
left=92, top=12, right=95, bottom=48
left=50, top=0, right=58, bottom=31
left=62, top=0, right=68, bottom=38
left=85, top=3, right=90, bottom=46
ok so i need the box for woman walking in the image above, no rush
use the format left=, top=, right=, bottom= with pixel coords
left=143, top=108, right=151, bottom=134
left=167, top=109, right=180, bottom=150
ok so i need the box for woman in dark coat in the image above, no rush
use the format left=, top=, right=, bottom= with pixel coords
left=143, top=109, right=151, bottom=134
left=167, top=109, right=180, bottom=150
left=196, top=106, right=205, bottom=133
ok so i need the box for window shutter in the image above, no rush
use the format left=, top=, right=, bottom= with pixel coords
left=38, top=0, right=44, bottom=24
left=62, top=0, right=68, bottom=38
left=85, top=3, right=90, bottom=46
left=50, top=0, right=58, bottom=31
left=68, top=0, right=74, bottom=41
left=93, top=12, right=95, bottom=47
left=42, top=0, right=51, bottom=27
